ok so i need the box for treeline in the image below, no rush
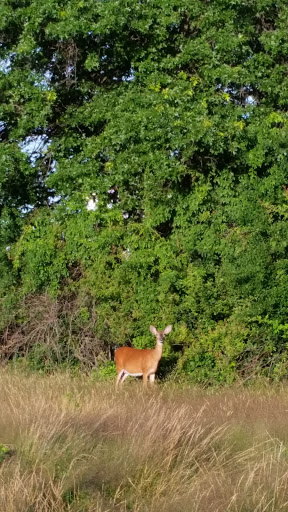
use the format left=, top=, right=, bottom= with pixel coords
left=1, top=0, right=288, bottom=383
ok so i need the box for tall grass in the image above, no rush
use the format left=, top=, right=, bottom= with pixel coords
left=1, top=371, right=288, bottom=511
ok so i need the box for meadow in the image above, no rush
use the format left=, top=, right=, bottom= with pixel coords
left=0, top=371, right=288, bottom=511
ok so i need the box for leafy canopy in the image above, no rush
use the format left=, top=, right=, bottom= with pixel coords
left=1, top=0, right=288, bottom=381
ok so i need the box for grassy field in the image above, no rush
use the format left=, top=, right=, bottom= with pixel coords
left=1, top=371, right=288, bottom=511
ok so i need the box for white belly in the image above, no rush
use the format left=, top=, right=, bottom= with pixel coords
left=123, top=370, right=155, bottom=377
left=124, top=372, right=143, bottom=377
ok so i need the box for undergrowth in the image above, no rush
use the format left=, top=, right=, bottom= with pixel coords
left=1, top=370, right=288, bottom=510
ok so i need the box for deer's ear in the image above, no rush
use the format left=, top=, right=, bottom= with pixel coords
left=163, top=325, right=172, bottom=335
left=150, top=325, right=158, bottom=336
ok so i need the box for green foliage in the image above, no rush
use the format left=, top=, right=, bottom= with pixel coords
left=1, top=0, right=288, bottom=382
left=0, top=443, right=11, bottom=464
left=93, top=361, right=116, bottom=381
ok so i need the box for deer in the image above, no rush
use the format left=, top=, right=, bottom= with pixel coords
left=115, top=325, right=172, bottom=387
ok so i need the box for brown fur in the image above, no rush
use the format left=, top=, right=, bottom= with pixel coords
left=115, top=325, right=172, bottom=386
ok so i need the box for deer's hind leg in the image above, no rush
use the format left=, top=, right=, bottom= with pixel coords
left=116, top=369, right=130, bottom=388
left=116, top=369, right=125, bottom=387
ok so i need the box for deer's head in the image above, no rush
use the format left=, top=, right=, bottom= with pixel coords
left=150, top=325, right=172, bottom=344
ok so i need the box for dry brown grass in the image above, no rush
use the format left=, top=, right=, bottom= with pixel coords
left=1, top=371, right=288, bottom=511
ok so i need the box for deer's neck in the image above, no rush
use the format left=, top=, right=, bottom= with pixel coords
left=153, top=341, right=163, bottom=361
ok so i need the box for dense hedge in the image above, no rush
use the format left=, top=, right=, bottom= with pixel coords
left=1, top=0, right=288, bottom=382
